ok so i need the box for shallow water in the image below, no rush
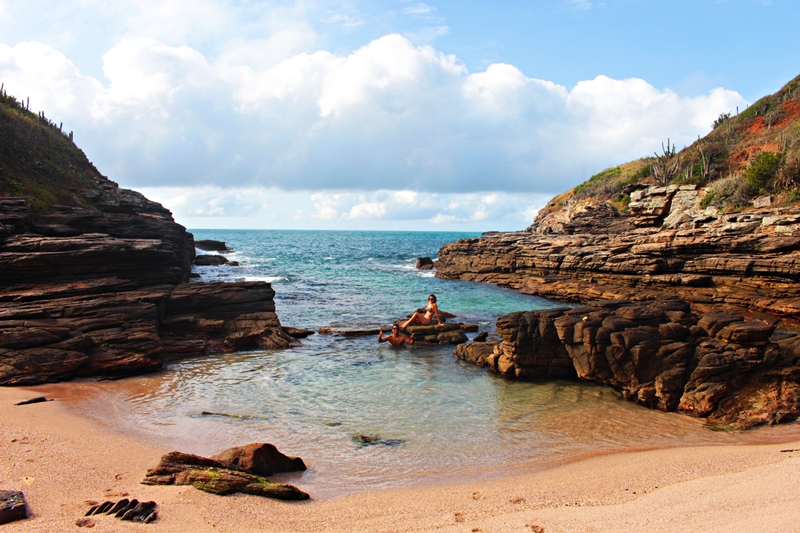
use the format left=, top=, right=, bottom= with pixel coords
left=49, top=230, right=800, bottom=499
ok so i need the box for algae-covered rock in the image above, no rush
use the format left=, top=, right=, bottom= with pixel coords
left=142, top=450, right=309, bottom=500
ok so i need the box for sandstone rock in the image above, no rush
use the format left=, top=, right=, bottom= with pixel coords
left=436, top=187, right=800, bottom=322
left=453, top=341, right=499, bottom=366
left=142, top=450, right=308, bottom=500
left=0, top=113, right=300, bottom=386
left=282, top=327, right=315, bottom=339
left=0, top=281, right=292, bottom=384
left=211, top=443, right=306, bottom=476
left=455, top=301, right=800, bottom=428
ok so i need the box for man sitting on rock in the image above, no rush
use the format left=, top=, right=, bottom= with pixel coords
left=378, top=325, right=415, bottom=347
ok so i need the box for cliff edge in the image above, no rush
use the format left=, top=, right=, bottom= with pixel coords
left=0, top=89, right=295, bottom=385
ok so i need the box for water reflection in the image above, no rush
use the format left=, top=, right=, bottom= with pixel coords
left=40, top=337, right=800, bottom=500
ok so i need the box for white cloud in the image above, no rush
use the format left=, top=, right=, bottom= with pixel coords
left=348, top=201, right=386, bottom=219
left=404, top=3, right=436, bottom=16
left=0, top=32, right=746, bottom=201
left=139, top=187, right=552, bottom=231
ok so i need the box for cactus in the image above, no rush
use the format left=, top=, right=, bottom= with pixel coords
left=698, top=143, right=710, bottom=182
left=652, top=138, right=681, bottom=185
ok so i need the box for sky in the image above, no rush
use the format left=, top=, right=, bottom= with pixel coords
left=0, top=0, right=797, bottom=231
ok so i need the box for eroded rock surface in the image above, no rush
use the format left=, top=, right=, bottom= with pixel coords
left=455, top=300, right=800, bottom=428
left=1, top=195, right=294, bottom=385
left=142, top=447, right=309, bottom=500
left=437, top=186, right=800, bottom=322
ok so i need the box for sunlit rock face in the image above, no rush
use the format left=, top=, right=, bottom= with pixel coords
left=455, top=299, right=800, bottom=429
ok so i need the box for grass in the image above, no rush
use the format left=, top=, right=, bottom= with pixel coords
left=0, top=89, right=102, bottom=212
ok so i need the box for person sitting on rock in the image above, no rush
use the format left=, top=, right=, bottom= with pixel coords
left=401, top=294, right=442, bottom=329
left=378, top=325, right=415, bottom=346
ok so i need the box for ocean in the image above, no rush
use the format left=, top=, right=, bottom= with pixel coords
left=63, top=230, right=800, bottom=499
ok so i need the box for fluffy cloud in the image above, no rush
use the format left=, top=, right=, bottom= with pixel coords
left=138, top=187, right=552, bottom=231
left=0, top=33, right=745, bottom=197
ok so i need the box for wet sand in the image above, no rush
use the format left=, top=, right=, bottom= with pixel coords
left=2, top=385, right=800, bottom=533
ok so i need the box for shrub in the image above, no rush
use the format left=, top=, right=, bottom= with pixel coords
left=701, top=175, right=753, bottom=209
left=713, top=112, right=731, bottom=129
left=775, top=156, right=800, bottom=192
left=744, top=152, right=782, bottom=193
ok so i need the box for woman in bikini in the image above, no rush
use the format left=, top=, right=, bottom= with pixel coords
left=401, top=294, right=442, bottom=329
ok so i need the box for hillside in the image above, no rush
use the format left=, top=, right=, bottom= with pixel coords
left=534, top=74, right=800, bottom=227
left=437, top=74, right=800, bottom=428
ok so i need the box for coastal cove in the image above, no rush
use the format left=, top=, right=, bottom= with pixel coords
left=21, top=230, right=800, bottom=502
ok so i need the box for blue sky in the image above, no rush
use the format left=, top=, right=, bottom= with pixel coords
left=1, top=0, right=797, bottom=230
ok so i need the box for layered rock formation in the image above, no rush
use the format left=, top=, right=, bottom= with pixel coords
left=438, top=184, right=800, bottom=323
left=455, top=300, right=800, bottom=428
left=0, top=196, right=296, bottom=385
left=0, top=101, right=294, bottom=385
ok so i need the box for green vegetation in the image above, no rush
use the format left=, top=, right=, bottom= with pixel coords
left=713, top=112, right=732, bottom=129
left=573, top=166, right=621, bottom=197
left=0, top=87, right=101, bottom=212
left=744, top=151, right=783, bottom=193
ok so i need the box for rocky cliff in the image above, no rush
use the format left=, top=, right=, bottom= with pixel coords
left=442, top=75, right=800, bottom=427
left=455, top=300, right=800, bottom=429
left=0, top=90, right=294, bottom=385
left=437, top=185, right=800, bottom=322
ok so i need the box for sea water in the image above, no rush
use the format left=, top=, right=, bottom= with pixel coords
left=61, top=230, right=800, bottom=499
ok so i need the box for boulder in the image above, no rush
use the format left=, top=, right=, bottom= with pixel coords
left=142, top=450, right=308, bottom=500
left=212, top=443, right=306, bottom=476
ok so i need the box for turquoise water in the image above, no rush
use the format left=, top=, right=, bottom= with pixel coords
left=190, top=230, right=555, bottom=329
left=61, top=230, right=800, bottom=499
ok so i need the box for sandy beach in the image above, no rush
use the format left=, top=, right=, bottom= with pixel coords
left=2, top=385, right=800, bottom=533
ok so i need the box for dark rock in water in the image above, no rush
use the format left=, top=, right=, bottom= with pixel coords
left=228, top=261, right=240, bottom=267
left=473, top=331, right=488, bottom=343
left=212, top=442, right=306, bottom=476
left=142, top=449, right=309, bottom=500
left=455, top=300, right=800, bottom=429
left=0, top=490, right=27, bottom=525
left=282, top=326, right=315, bottom=339
left=351, top=434, right=405, bottom=448
left=416, top=257, right=435, bottom=270
left=196, top=240, right=233, bottom=253
left=195, top=254, right=229, bottom=266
